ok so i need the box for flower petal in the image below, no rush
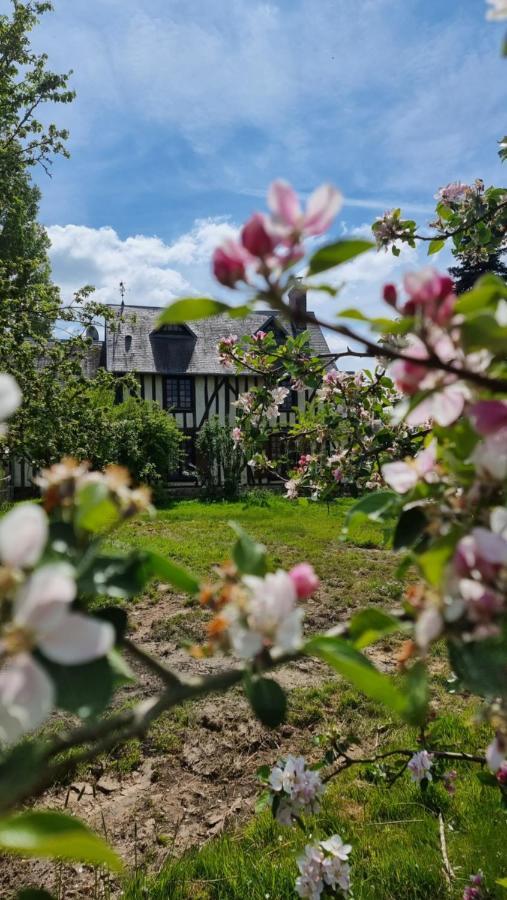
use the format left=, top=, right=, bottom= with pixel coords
left=0, top=504, right=48, bottom=569
left=267, top=180, right=301, bottom=227
left=382, top=461, right=417, bottom=493
left=0, top=373, right=21, bottom=422
left=38, top=612, right=115, bottom=664
left=303, top=184, right=342, bottom=235
left=13, top=564, right=76, bottom=636
left=0, top=654, right=54, bottom=745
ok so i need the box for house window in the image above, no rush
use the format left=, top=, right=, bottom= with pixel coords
left=165, top=376, right=194, bottom=411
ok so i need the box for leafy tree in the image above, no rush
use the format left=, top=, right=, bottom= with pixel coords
left=109, top=396, right=184, bottom=488
left=196, top=416, right=243, bottom=499
left=0, top=2, right=123, bottom=479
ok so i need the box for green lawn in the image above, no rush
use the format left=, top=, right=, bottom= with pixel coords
left=105, top=498, right=507, bottom=900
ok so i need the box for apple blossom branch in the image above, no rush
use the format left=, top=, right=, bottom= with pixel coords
left=276, top=300, right=507, bottom=393
left=1, top=611, right=410, bottom=815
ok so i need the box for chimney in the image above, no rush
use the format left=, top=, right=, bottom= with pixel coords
left=288, top=281, right=307, bottom=323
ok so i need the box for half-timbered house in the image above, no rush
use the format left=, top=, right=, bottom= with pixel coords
left=11, top=289, right=332, bottom=491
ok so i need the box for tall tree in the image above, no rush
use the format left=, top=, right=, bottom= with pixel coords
left=0, top=2, right=119, bottom=477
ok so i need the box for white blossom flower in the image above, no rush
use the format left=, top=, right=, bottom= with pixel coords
left=407, top=749, right=433, bottom=783
left=0, top=373, right=21, bottom=434
left=0, top=564, right=115, bottom=744
left=285, top=479, right=299, bottom=500
left=382, top=440, right=437, bottom=493
left=0, top=504, right=48, bottom=570
left=486, top=0, right=507, bottom=19
left=226, top=570, right=303, bottom=659
left=471, top=427, right=507, bottom=481
left=486, top=735, right=506, bottom=773
left=268, top=755, right=323, bottom=824
left=296, top=835, right=352, bottom=899
left=295, top=844, right=325, bottom=900
left=415, top=606, right=443, bottom=650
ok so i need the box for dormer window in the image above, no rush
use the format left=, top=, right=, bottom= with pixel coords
left=152, top=324, right=194, bottom=337
left=125, top=335, right=132, bottom=352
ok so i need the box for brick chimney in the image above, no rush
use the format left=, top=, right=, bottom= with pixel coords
left=288, top=281, right=307, bottom=323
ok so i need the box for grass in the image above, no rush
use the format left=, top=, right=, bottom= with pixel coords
left=109, top=497, right=399, bottom=619
left=104, top=498, right=506, bottom=897
left=124, top=685, right=506, bottom=899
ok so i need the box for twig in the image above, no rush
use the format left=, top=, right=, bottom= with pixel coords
left=438, top=812, right=454, bottom=886
left=122, top=637, right=181, bottom=687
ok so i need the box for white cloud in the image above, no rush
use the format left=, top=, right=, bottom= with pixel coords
left=47, top=214, right=453, bottom=372
left=48, top=218, right=237, bottom=306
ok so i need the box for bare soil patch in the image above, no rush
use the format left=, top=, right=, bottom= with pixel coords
left=1, top=568, right=395, bottom=900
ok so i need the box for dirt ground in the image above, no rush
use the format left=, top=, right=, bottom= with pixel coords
left=1, top=570, right=397, bottom=899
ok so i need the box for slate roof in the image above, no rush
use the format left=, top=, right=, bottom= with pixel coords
left=104, top=304, right=332, bottom=375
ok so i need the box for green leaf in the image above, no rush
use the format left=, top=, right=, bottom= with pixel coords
left=448, top=631, right=507, bottom=699
left=308, top=239, right=374, bottom=275
left=346, top=490, right=398, bottom=526
left=427, top=239, right=445, bottom=256
left=0, top=811, right=122, bottom=871
left=245, top=677, right=287, bottom=728
left=336, top=307, right=370, bottom=322
left=349, top=609, right=402, bottom=649
left=416, top=531, right=460, bottom=587
left=256, top=764, right=271, bottom=781
left=393, top=506, right=427, bottom=551
left=462, top=314, right=507, bottom=354
left=476, top=771, right=498, bottom=787
left=402, top=661, right=429, bottom=726
left=37, top=651, right=130, bottom=718
left=436, top=203, right=452, bottom=221
left=142, top=551, right=200, bottom=594
left=304, top=636, right=407, bottom=716
left=497, top=876, right=507, bottom=888
left=0, top=743, right=47, bottom=815
left=230, top=522, right=267, bottom=576
left=78, top=552, right=155, bottom=599
left=75, top=482, right=118, bottom=533
left=159, top=298, right=250, bottom=324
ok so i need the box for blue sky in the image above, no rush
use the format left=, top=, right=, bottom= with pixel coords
left=29, top=0, right=506, bottom=356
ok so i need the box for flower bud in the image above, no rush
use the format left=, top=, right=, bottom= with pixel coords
left=383, top=283, right=398, bottom=307
left=241, top=213, right=276, bottom=258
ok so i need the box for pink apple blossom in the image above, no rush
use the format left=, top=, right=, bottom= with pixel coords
left=241, top=213, right=276, bottom=258
left=407, top=749, right=433, bottom=783
left=212, top=240, right=251, bottom=288
left=267, top=180, right=342, bottom=241
left=382, top=440, right=437, bottom=494
left=463, top=872, right=486, bottom=900
left=454, top=527, right=507, bottom=581
left=471, top=427, right=507, bottom=481
left=289, top=563, right=320, bottom=600
left=435, top=182, right=470, bottom=204
left=232, top=426, right=242, bottom=445
left=402, top=269, right=456, bottom=325
left=469, top=400, right=507, bottom=435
